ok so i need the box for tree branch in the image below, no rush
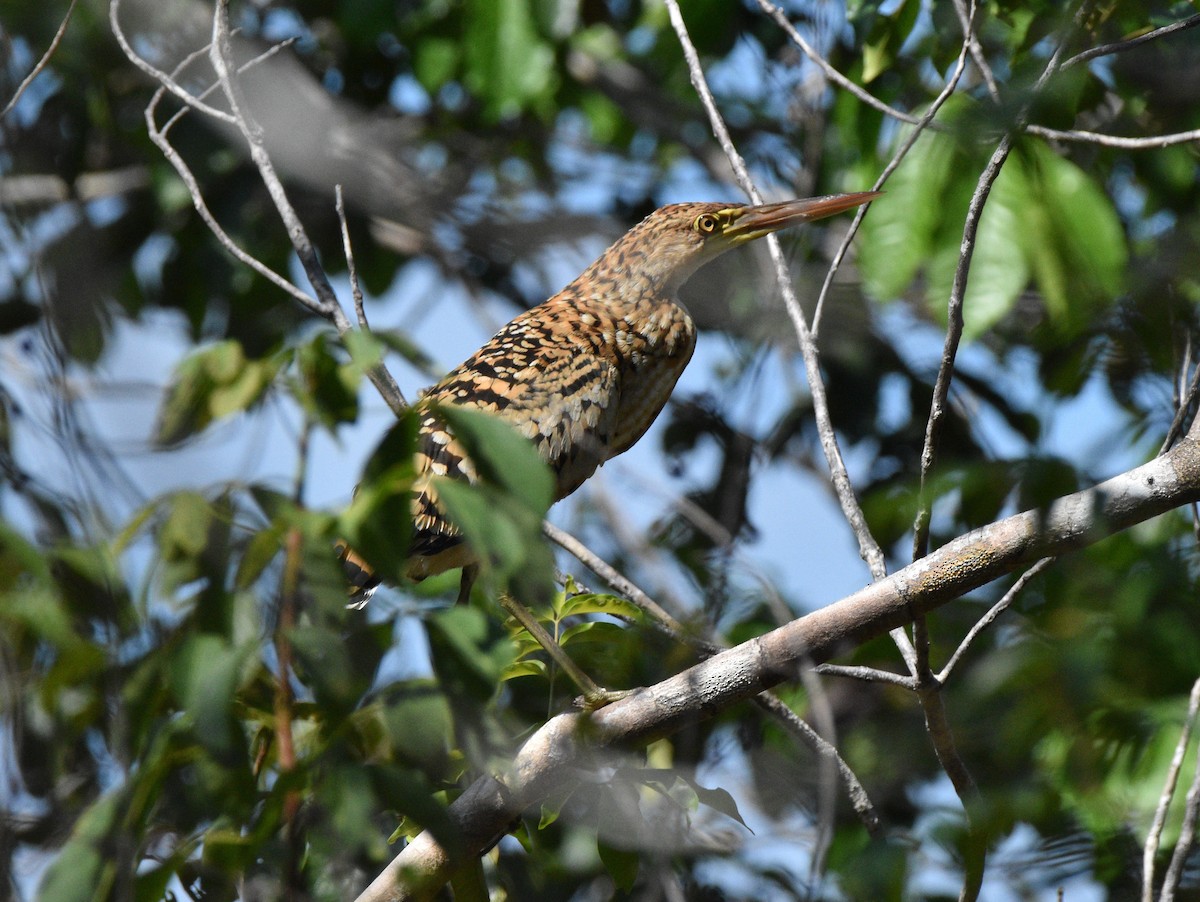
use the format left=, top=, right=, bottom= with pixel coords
left=356, top=436, right=1200, bottom=901
left=2, top=0, right=79, bottom=119
left=1061, top=13, right=1200, bottom=69
left=1144, top=677, right=1200, bottom=902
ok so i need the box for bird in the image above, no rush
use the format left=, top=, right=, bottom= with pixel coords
left=340, top=191, right=880, bottom=705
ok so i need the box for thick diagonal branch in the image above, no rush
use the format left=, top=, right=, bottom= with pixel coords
left=357, top=436, right=1200, bottom=902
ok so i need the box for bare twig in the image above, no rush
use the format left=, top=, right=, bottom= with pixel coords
left=336, top=185, right=369, bottom=330
left=121, top=0, right=408, bottom=416
left=208, top=1, right=407, bottom=415
left=907, top=36, right=1075, bottom=901
left=2, top=0, right=79, bottom=119
left=1027, top=124, right=1200, bottom=149
left=160, top=36, right=297, bottom=138
left=1160, top=682, right=1200, bottom=901
left=543, top=521, right=693, bottom=640
left=938, top=558, right=1054, bottom=682
left=911, top=133, right=1016, bottom=560
left=1062, top=13, right=1200, bottom=69
left=911, top=26, right=1077, bottom=563
left=752, top=692, right=880, bottom=836
left=1161, top=360, right=1200, bottom=455
left=755, top=0, right=923, bottom=128
left=118, top=12, right=322, bottom=313
left=145, top=85, right=319, bottom=310
left=110, top=0, right=237, bottom=124
left=914, top=15, right=1075, bottom=553
left=1145, top=677, right=1200, bottom=902
left=208, top=0, right=341, bottom=319
left=951, top=0, right=1001, bottom=101
left=812, top=7, right=974, bottom=334
left=815, top=664, right=917, bottom=689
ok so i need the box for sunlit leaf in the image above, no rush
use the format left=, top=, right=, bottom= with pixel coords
left=558, top=592, right=644, bottom=621
left=463, top=0, right=555, bottom=119
left=155, top=340, right=280, bottom=445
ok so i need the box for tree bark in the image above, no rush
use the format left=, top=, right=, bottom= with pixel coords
left=356, top=436, right=1200, bottom=902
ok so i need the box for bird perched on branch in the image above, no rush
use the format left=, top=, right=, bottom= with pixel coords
left=341, top=191, right=879, bottom=704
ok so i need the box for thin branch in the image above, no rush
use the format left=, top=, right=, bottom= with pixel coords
left=199, top=0, right=405, bottom=416
left=547, top=523, right=880, bottom=842
left=208, top=0, right=342, bottom=320
left=116, top=10, right=322, bottom=313
left=336, top=184, right=408, bottom=407
left=951, top=0, right=1001, bottom=102
left=145, top=84, right=319, bottom=310
left=2, top=0, right=79, bottom=119
left=938, top=558, right=1054, bottom=682
left=814, top=664, right=917, bottom=689
left=813, top=6, right=974, bottom=334
left=1027, top=123, right=1200, bottom=149
left=911, top=132, right=1015, bottom=560
left=109, top=0, right=237, bottom=125
left=752, top=692, right=880, bottom=836
left=912, top=24, right=1075, bottom=561
left=1145, top=677, right=1200, bottom=902
left=543, top=521, right=693, bottom=641
left=918, top=679, right=984, bottom=902
left=1161, top=359, right=1200, bottom=455
left=336, top=185, right=369, bottom=330
left=907, top=36, right=1074, bottom=900
left=160, top=36, right=297, bottom=138
left=755, top=0, right=923, bottom=128
left=275, top=526, right=304, bottom=894
left=1062, top=13, right=1200, bottom=69
left=664, top=0, right=889, bottom=591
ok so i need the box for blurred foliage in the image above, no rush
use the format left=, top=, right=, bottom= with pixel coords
left=3, top=0, right=1200, bottom=899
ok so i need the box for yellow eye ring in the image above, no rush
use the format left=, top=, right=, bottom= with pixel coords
left=694, top=213, right=719, bottom=234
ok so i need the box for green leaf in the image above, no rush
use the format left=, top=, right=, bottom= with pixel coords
left=858, top=125, right=958, bottom=301
left=433, top=404, right=554, bottom=513
left=434, top=479, right=534, bottom=577
left=295, top=332, right=361, bottom=429
left=235, top=523, right=284, bottom=588
left=0, top=521, right=51, bottom=585
left=692, top=782, right=752, bottom=831
left=559, top=619, right=626, bottom=647
left=862, top=0, right=919, bottom=83
left=925, top=152, right=1032, bottom=339
left=501, top=659, right=549, bottom=681
left=558, top=592, right=644, bottom=621
left=1023, top=141, right=1126, bottom=333
left=171, top=634, right=254, bottom=759
left=598, top=840, right=640, bottom=893
left=463, top=0, right=556, bottom=119
left=160, top=491, right=212, bottom=557
left=426, top=605, right=512, bottom=699
left=155, top=340, right=279, bottom=445
left=413, top=36, right=460, bottom=92
left=289, top=625, right=362, bottom=714
left=339, top=410, right=423, bottom=585
left=38, top=791, right=123, bottom=902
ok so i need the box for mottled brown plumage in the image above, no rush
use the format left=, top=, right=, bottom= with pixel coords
left=342, top=192, right=879, bottom=597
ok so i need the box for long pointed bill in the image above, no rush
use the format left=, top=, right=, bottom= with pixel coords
left=724, top=191, right=882, bottom=244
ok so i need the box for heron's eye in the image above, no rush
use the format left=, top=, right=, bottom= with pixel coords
left=694, top=213, right=719, bottom=234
